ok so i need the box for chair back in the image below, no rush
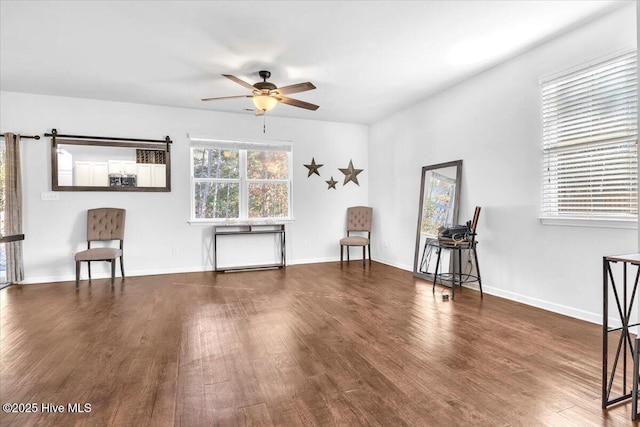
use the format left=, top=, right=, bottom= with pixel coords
left=466, top=206, right=481, bottom=245
left=470, top=206, right=481, bottom=233
left=346, top=206, right=372, bottom=232
left=87, top=208, right=126, bottom=242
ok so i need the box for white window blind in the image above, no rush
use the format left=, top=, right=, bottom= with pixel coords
left=541, top=50, right=638, bottom=221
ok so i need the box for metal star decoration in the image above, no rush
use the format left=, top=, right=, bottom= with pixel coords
left=303, top=157, right=323, bottom=177
left=338, top=159, right=363, bottom=186
left=326, top=176, right=338, bottom=190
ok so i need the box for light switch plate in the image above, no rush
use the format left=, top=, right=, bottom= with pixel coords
left=41, top=192, right=60, bottom=201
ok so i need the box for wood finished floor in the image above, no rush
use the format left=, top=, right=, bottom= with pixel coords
left=0, top=262, right=635, bottom=426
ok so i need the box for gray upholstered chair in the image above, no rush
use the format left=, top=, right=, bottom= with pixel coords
left=340, top=206, right=373, bottom=267
left=75, top=208, right=126, bottom=288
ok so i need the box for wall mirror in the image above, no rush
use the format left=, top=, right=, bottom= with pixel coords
left=413, top=160, right=462, bottom=282
left=48, top=129, right=171, bottom=192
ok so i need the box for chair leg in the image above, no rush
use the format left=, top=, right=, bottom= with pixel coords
left=433, top=248, right=442, bottom=293
left=88, top=261, right=92, bottom=281
left=120, top=256, right=125, bottom=278
left=368, top=244, right=371, bottom=265
left=458, top=248, right=462, bottom=292
left=340, top=245, right=343, bottom=263
left=75, top=261, right=80, bottom=289
left=473, top=246, right=483, bottom=298
left=419, top=240, right=430, bottom=273
left=448, top=251, right=456, bottom=300
left=362, top=246, right=365, bottom=267
left=111, top=260, right=115, bottom=286
left=456, top=248, right=463, bottom=297
left=347, top=247, right=350, bottom=261
left=450, top=249, right=456, bottom=300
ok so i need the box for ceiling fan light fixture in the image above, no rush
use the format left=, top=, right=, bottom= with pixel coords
left=204, top=71, right=318, bottom=112
left=252, top=95, right=278, bottom=112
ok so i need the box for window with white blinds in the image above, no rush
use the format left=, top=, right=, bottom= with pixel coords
left=541, top=50, right=638, bottom=223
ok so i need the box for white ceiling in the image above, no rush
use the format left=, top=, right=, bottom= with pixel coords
left=0, top=1, right=631, bottom=124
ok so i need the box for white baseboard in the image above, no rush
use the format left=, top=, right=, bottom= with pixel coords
left=21, top=274, right=77, bottom=285
left=371, top=256, right=413, bottom=272
left=20, top=265, right=210, bottom=285
left=287, top=256, right=338, bottom=265
left=479, top=285, right=603, bottom=326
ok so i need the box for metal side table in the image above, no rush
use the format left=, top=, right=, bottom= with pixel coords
left=602, top=253, right=640, bottom=416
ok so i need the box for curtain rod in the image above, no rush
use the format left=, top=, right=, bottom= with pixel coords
left=44, top=129, right=171, bottom=144
left=0, top=133, right=41, bottom=140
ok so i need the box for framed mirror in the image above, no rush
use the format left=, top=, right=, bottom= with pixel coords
left=413, top=160, right=462, bottom=282
left=49, top=130, right=171, bottom=192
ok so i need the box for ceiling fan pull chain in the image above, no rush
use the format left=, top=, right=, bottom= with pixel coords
left=263, top=114, right=266, bottom=134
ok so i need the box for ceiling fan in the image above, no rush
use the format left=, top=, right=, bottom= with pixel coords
left=202, top=70, right=319, bottom=115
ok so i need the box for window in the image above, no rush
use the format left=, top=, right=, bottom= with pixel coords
left=190, top=136, right=292, bottom=222
left=541, top=50, right=638, bottom=226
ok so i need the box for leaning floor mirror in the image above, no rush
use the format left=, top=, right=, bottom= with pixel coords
left=413, top=160, right=462, bottom=283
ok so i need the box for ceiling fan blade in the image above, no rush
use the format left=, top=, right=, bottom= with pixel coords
left=278, top=96, right=319, bottom=111
left=275, top=82, right=316, bottom=95
left=201, top=95, right=252, bottom=101
left=222, top=74, right=257, bottom=91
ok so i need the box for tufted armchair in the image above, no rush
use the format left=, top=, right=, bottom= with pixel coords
left=340, top=206, right=372, bottom=267
left=74, top=208, right=126, bottom=288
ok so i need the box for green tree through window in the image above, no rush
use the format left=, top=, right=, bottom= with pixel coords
left=193, top=148, right=240, bottom=219
left=247, top=150, right=289, bottom=218
left=421, top=172, right=455, bottom=235
left=191, top=142, right=291, bottom=221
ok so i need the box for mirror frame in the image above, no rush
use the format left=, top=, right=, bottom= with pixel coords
left=50, top=134, right=172, bottom=192
left=412, top=160, right=462, bottom=282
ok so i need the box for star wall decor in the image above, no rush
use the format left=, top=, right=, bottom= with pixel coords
left=338, top=159, right=363, bottom=186
left=326, top=176, right=338, bottom=190
left=303, top=157, right=323, bottom=177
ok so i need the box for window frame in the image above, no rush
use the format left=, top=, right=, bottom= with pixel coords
left=539, top=49, right=638, bottom=229
left=189, top=136, right=293, bottom=224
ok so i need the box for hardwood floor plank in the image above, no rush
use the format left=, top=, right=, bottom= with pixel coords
left=324, top=392, right=366, bottom=427
left=238, top=403, right=274, bottom=427
left=250, top=357, right=304, bottom=425
left=223, top=347, right=264, bottom=409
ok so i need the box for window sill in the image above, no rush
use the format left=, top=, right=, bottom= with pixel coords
left=538, top=216, right=638, bottom=229
left=188, top=219, right=295, bottom=226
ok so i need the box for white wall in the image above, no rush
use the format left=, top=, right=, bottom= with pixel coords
left=369, top=4, right=637, bottom=323
left=0, top=92, right=368, bottom=283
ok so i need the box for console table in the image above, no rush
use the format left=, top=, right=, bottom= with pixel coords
left=213, top=224, right=286, bottom=272
left=602, top=253, right=640, bottom=412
